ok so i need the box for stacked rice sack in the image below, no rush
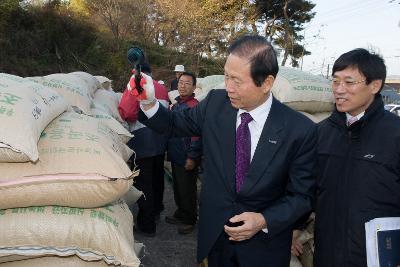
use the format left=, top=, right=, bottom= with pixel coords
left=271, top=67, right=333, bottom=123
left=0, top=72, right=141, bottom=267
left=91, top=85, right=130, bottom=137
left=193, top=68, right=333, bottom=123
left=194, top=75, right=225, bottom=102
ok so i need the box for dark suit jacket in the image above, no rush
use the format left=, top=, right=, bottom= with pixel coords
left=140, top=90, right=317, bottom=265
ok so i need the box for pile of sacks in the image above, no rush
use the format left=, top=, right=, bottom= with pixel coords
left=270, top=67, right=333, bottom=123
left=0, top=72, right=142, bottom=266
left=176, top=67, right=334, bottom=124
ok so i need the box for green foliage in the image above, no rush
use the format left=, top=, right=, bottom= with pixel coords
left=0, top=0, right=21, bottom=31
left=0, top=4, right=98, bottom=75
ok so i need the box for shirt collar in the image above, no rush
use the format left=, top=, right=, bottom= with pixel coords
left=237, top=93, right=273, bottom=125
left=345, top=111, right=365, bottom=123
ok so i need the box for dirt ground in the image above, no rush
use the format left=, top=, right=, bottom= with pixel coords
left=132, top=175, right=199, bottom=267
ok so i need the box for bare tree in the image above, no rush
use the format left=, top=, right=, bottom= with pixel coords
left=153, top=0, right=254, bottom=67
left=85, top=0, right=155, bottom=47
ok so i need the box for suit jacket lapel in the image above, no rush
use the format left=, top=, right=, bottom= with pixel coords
left=239, top=98, right=285, bottom=194
left=217, top=99, right=237, bottom=195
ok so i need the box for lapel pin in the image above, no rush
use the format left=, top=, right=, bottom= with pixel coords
left=268, top=139, right=277, bottom=144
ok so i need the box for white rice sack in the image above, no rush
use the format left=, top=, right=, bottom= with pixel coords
left=91, top=108, right=132, bottom=144
left=92, top=88, right=124, bottom=123
left=290, top=255, right=303, bottom=267
left=299, top=111, right=332, bottom=123
left=35, top=73, right=94, bottom=115
left=168, top=90, right=179, bottom=104
left=116, top=92, right=123, bottom=102
left=70, top=71, right=101, bottom=97
left=197, top=75, right=224, bottom=91
left=271, top=67, right=334, bottom=113
left=0, top=256, right=111, bottom=266
left=95, top=75, right=112, bottom=90
left=196, top=78, right=203, bottom=88
left=0, top=73, right=68, bottom=162
left=195, top=75, right=225, bottom=102
left=122, top=185, right=143, bottom=207
left=194, top=87, right=203, bottom=97
left=0, top=111, right=136, bottom=209
left=0, top=200, right=140, bottom=267
left=312, top=112, right=331, bottom=122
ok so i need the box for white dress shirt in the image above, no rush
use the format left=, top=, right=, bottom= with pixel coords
left=345, top=111, right=365, bottom=126
left=236, top=95, right=273, bottom=162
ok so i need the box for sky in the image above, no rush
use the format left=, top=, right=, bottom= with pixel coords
left=295, top=0, right=400, bottom=77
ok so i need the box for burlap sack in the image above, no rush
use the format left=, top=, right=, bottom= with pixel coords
left=195, top=81, right=225, bottom=102
left=116, top=92, right=123, bottom=102
left=70, top=71, right=101, bottom=97
left=271, top=67, right=334, bottom=113
left=299, top=111, right=331, bottom=123
left=122, top=186, right=143, bottom=207
left=0, top=256, right=111, bottom=266
left=168, top=90, right=179, bottom=104
left=90, top=108, right=131, bottom=144
left=195, top=75, right=224, bottom=102
left=0, top=111, right=137, bottom=209
left=133, top=242, right=144, bottom=260
left=0, top=200, right=140, bottom=267
left=95, top=76, right=112, bottom=90
left=297, top=213, right=315, bottom=267
left=194, top=87, right=203, bottom=97
left=92, top=89, right=124, bottom=123
left=290, top=255, right=303, bottom=267
left=0, top=73, right=68, bottom=162
left=1, top=242, right=143, bottom=266
left=196, top=75, right=224, bottom=91
left=34, top=73, right=94, bottom=115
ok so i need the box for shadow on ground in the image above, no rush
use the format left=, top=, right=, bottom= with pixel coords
left=132, top=176, right=198, bottom=267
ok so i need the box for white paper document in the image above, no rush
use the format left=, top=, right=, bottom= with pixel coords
left=365, top=217, right=400, bottom=267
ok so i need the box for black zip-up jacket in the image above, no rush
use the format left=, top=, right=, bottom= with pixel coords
left=315, top=95, right=400, bottom=267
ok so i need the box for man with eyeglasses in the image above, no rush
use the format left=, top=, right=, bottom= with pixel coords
left=314, top=48, right=400, bottom=267
left=165, top=72, right=202, bottom=235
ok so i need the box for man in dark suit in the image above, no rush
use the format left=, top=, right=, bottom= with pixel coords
left=133, top=35, right=317, bottom=267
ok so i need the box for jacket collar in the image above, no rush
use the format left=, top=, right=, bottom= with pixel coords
left=175, top=93, right=195, bottom=104
left=329, top=94, right=384, bottom=129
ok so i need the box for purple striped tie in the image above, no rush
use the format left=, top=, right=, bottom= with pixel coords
left=235, top=112, right=253, bottom=192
